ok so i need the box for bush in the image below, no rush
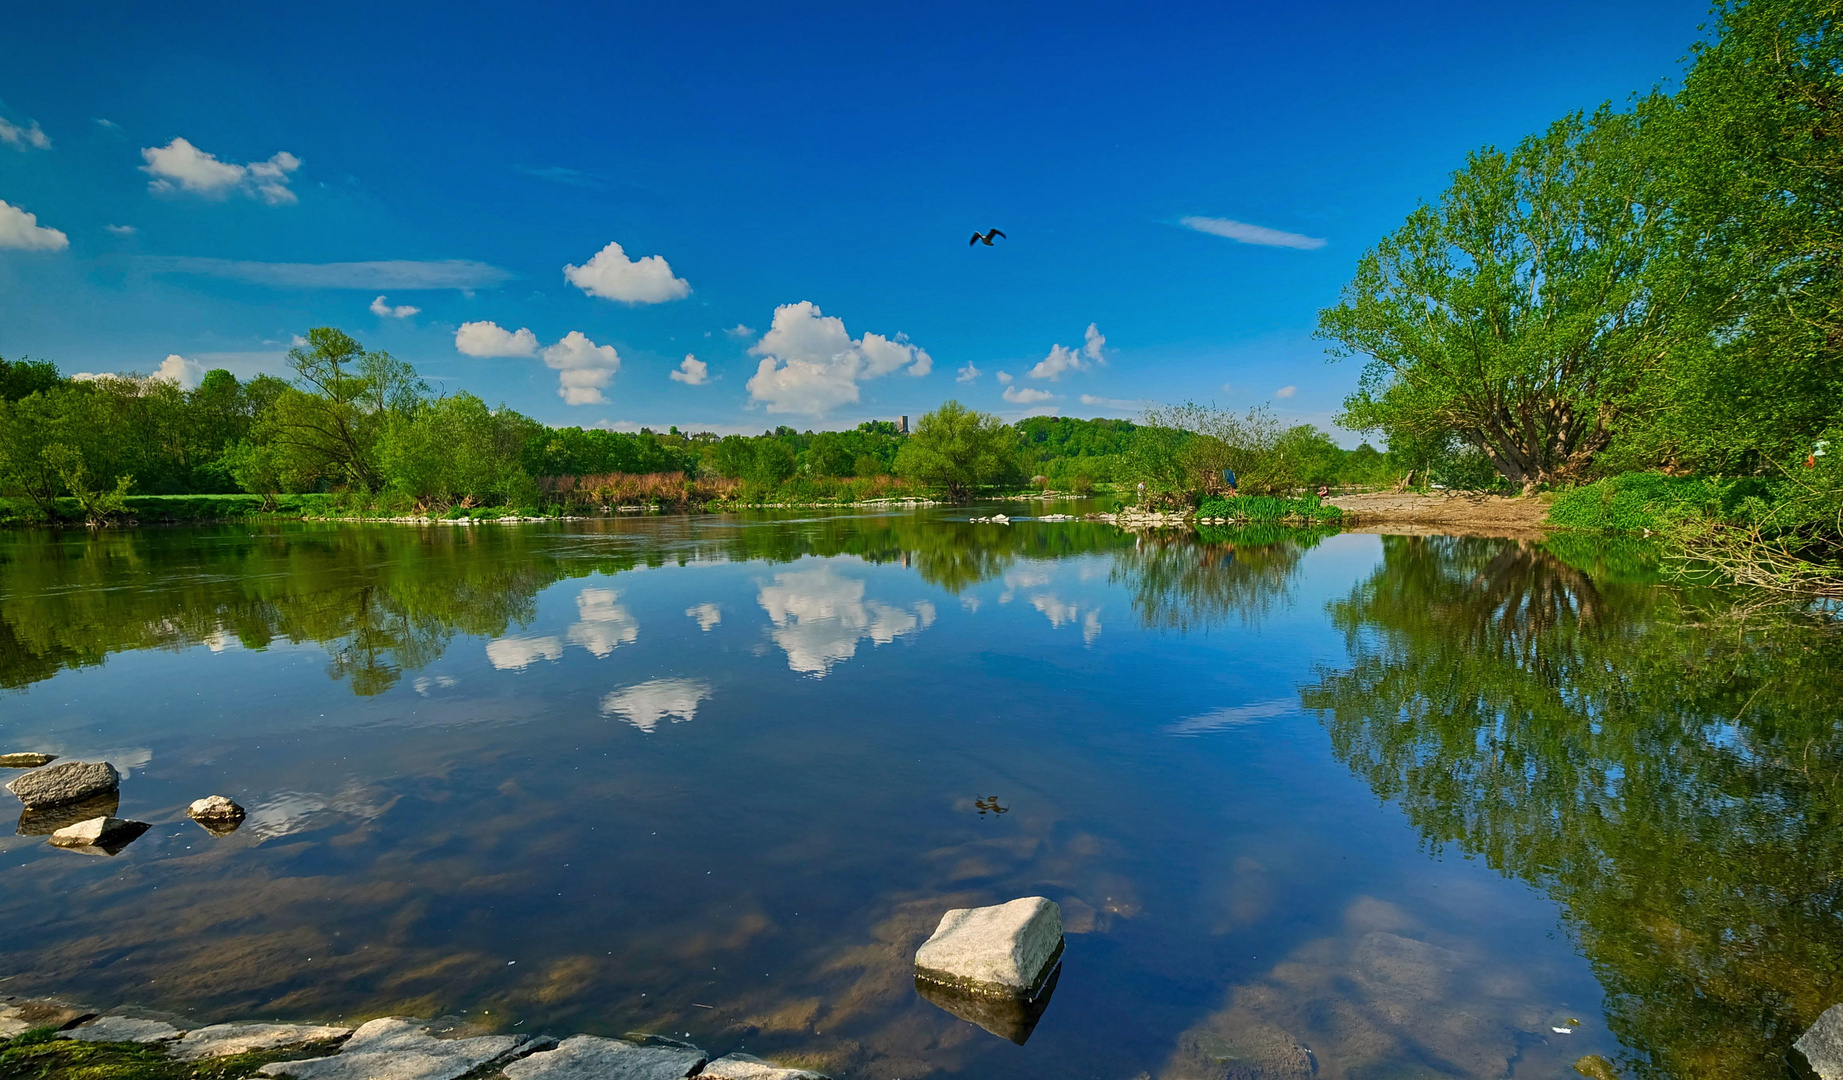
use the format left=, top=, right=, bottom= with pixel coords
left=1546, top=472, right=1766, bottom=533
left=1196, top=494, right=1343, bottom=523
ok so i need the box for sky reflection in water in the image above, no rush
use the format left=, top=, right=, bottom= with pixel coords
left=0, top=512, right=1836, bottom=1080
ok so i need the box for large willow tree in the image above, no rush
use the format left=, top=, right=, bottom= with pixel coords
left=1318, top=108, right=1675, bottom=490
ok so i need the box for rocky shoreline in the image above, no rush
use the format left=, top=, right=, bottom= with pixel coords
left=0, top=1000, right=830, bottom=1079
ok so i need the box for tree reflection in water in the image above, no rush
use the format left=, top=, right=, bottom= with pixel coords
left=1302, top=535, right=1843, bottom=1080
left=1114, top=524, right=1335, bottom=632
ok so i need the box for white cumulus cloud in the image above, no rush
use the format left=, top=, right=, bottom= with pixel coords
left=1180, top=215, right=1326, bottom=250
left=455, top=321, right=538, bottom=358
left=1275, top=385, right=1297, bottom=399
left=600, top=678, right=712, bottom=733
left=542, top=331, right=621, bottom=405
left=155, top=354, right=206, bottom=388
left=0, top=115, right=50, bottom=151
left=1003, top=385, right=1055, bottom=405
left=141, top=137, right=301, bottom=204
left=757, top=566, right=935, bottom=676
left=1029, top=323, right=1106, bottom=380
left=370, top=295, right=420, bottom=318
left=686, top=603, right=722, bottom=630
left=745, top=301, right=932, bottom=416
left=0, top=200, right=67, bottom=251
left=485, top=635, right=563, bottom=670
left=956, top=362, right=982, bottom=383
left=670, top=354, right=708, bottom=385
left=725, top=324, right=754, bottom=338
left=995, top=371, right=1014, bottom=385
left=563, top=240, right=690, bottom=304
left=567, top=587, right=638, bottom=656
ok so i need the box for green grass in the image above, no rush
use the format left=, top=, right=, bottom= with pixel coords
left=1195, top=494, right=1343, bottom=524
left=1546, top=472, right=1772, bottom=533
left=0, top=1028, right=331, bottom=1080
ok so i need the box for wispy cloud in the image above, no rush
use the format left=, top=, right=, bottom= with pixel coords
left=956, top=362, right=982, bottom=383
left=1180, top=216, right=1326, bottom=251
left=513, top=164, right=605, bottom=189
left=1274, top=385, right=1297, bottom=399
left=144, top=257, right=511, bottom=290
left=94, top=118, right=121, bottom=132
left=104, top=224, right=137, bottom=236
left=1164, top=699, right=1296, bottom=736
left=0, top=114, right=50, bottom=151
left=1079, top=393, right=1142, bottom=410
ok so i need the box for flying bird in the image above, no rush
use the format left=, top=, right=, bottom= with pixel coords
left=969, top=228, right=1006, bottom=246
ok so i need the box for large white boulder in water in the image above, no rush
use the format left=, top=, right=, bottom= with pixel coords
left=504, top=1035, right=706, bottom=1080
left=1797, top=1004, right=1843, bottom=1079
left=6, top=761, right=119, bottom=808
left=914, top=896, right=1064, bottom=998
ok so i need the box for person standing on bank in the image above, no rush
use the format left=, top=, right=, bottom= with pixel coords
left=1223, top=469, right=1238, bottom=496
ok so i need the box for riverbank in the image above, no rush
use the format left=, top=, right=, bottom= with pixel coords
left=0, top=996, right=831, bottom=1080
left=1326, top=491, right=1554, bottom=537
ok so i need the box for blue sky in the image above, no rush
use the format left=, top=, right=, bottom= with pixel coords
left=2, top=0, right=1703, bottom=439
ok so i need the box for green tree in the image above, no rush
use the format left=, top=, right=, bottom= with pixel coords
left=0, top=358, right=62, bottom=402
left=894, top=400, right=1021, bottom=501
left=380, top=393, right=542, bottom=510
left=257, top=327, right=428, bottom=492
left=1318, top=107, right=1672, bottom=491
left=750, top=438, right=797, bottom=485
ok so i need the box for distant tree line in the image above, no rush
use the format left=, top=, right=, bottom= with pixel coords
left=0, top=331, right=1392, bottom=519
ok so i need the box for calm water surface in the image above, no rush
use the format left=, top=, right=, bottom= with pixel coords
left=0, top=509, right=1838, bottom=1080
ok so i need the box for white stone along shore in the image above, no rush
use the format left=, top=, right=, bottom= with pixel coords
left=2, top=1002, right=831, bottom=1080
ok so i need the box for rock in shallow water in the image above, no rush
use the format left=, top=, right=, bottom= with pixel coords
left=17, top=792, right=119, bottom=836
left=1795, top=1003, right=1843, bottom=1079
left=187, top=795, right=246, bottom=836
left=60, top=1016, right=183, bottom=1043
left=48, top=816, right=150, bottom=856
left=6, top=761, right=119, bottom=809
left=915, top=964, right=1061, bottom=1045
left=173, top=1022, right=352, bottom=1060
left=699, top=1053, right=832, bottom=1079
left=257, top=1016, right=542, bottom=1080
left=0, top=753, right=57, bottom=769
left=914, top=896, right=1064, bottom=998
left=503, top=1034, right=706, bottom=1080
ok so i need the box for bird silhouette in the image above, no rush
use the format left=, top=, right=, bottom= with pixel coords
left=969, top=228, right=1006, bottom=246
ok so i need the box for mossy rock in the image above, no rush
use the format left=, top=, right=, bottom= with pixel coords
left=0, top=1028, right=329, bottom=1080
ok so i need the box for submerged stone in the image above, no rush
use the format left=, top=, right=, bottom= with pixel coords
left=17, top=792, right=119, bottom=836
left=914, top=896, right=1064, bottom=999
left=48, top=816, right=150, bottom=856
left=6, top=761, right=120, bottom=809
left=187, top=795, right=247, bottom=836
left=173, top=1022, right=353, bottom=1060
left=0, top=753, right=57, bottom=769
left=699, top=1053, right=832, bottom=1079
left=60, top=1016, right=182, bottom=1043
left=257, top=1016, right=541, bottom=1080
left=1795, top=1003, right=1843, bottom=1080
left=504, top=1034, right=706, bottom=1080
left=914, top=964, right=1062, bottom=1045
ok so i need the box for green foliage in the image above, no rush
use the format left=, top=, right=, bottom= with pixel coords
left=1319, top=107, right=1669, bottom=489
left=750, top=438, right=798, bottom=485
left=0, top=358, right=63, bottom=402
left=1196, top=494, right=1343, bottom=523
left=379, top=392, right=540, bottom=510
left=894, top=400, right=1022, bottom=501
